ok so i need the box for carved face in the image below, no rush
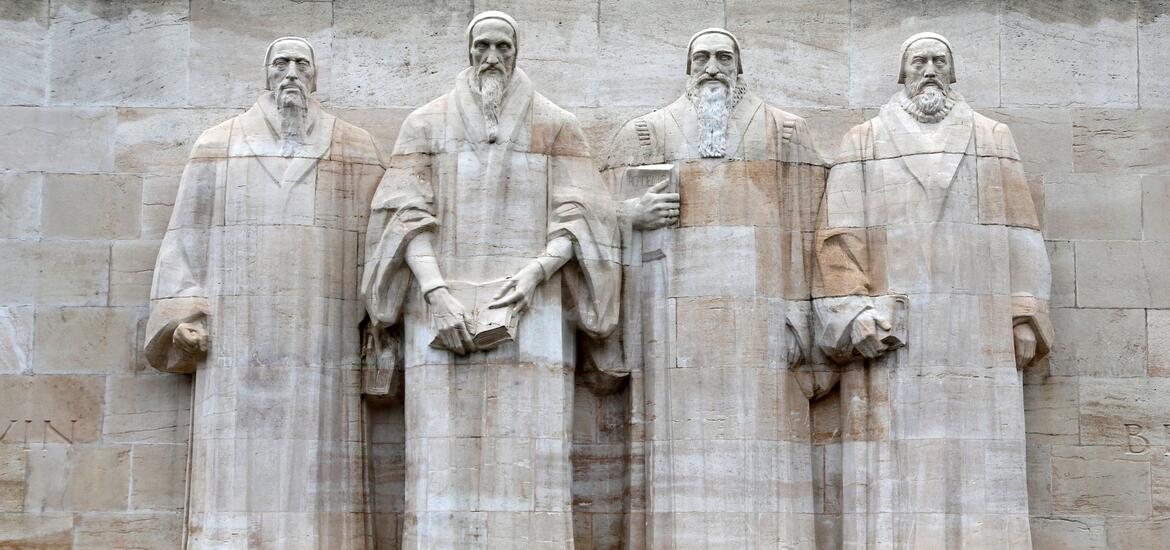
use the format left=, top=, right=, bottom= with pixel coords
left=688, top=33, right=738, bottom=91
left=470, top=19, right=516, bottom=80
left=266, top=40, right=316, bottom=105
left=902, top=38, right=953, bottom=97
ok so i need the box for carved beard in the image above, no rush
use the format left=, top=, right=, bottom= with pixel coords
left=475, top=66, right=510, bottom=143
left=277, top=86, right=308, bottom=156
left=687, top=73, right=736, bottom=158
left=901, top=78, right=956, bottom=123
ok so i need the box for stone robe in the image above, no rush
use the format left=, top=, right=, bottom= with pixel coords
left=813, top=96, right=1054, bottom=548
left=361, top=67, right=621, bottom=549
left=601, top=90, right=828, bottom=549
left=144, top=95, right=384, bottom=549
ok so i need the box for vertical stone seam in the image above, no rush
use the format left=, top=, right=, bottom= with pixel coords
left=43, top=0, right=52, bottom=107
left=1136, top=0, right=1142, bottom=109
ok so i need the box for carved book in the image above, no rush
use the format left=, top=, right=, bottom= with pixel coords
left=429, top=279, right=518, bottom=352
left=622, top=163, right=678, bottom=259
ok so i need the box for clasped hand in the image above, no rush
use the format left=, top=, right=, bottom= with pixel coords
left=173, top=321, right=208, bottom=355
left=850, top=309, right=893, bottom=359
left=629, top=179, right=680, bottom=230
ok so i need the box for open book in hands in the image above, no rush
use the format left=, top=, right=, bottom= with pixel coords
left=429, top=280, right=520, bottom=352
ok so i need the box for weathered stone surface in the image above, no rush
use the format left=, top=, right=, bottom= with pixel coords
left=0, top=447, right=26, bottom=512
left=104, top=374, right=190, bottom=444
left=0, top=307, right=34, bottom=374
left=1143, top=175, right=1170, bottom=241
left=110, top=240, right=160, bottom=306
left=1051, top=445, right=1150, bottom=516
left=1149, top=310, right=1170, bottom=377
left=851, top=0, right=1000, bottom=107
left=189, top=0, right=332, bottom=107
left=0, top=513, right=73, bottom=548
left=1049, top=307, right=1146, bottom=377
left=1002, top=1, right=1138, bottom=107
left=1030, top=516, right=1108, bottom=550
left=1044, top=174, right=1141, bottom=240
left=74, top=512, right=183, bottom=549
left=1074, top=109, right=1170, bottom=174
left=1075, top=240, right=1170, bottom=308
left=1079, top=377, right=1170, bottom=447
left=34, top=307, right=137, bottom=374
left=0, top=375, right=104, bottom=445
left=0, top=172, right=41, bottom=238
left=42, top=173, right=141, bottom=239
left=35, top=241, right=110, bottom=306
left=1024, top=376, right=1080, bottom=445
left=1046, top=241, right=1075, bottom=308
left=1140, top=1, right=1170, bottom=108
left=0, top=1, right=49, bottom=106
left=0, top=107, right=115, bottom=172
left=130, top=444, right=186, bottom=510
left=115, top=107, right=242, bottom=174
left=26, top=445, right=130, bottom=512
left=986, top=108, right=1074, bottom=174
left=48, top=0, right=189, bottom=107
left=139, top=175, right=179, bottom=240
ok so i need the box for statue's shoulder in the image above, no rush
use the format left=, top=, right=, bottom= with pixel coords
left=762, top=105, right=826, bottom=165
left=189, top=115, right=236, bottom=160
left=394, top=93, right=451, bottom=155
left=330, top=116, right=383, bottom=166
left=971, top=109, right=1020, bottom=159
left=599, top=106, right=670, bottom=170
left=832, top=118, right=877, bottom=165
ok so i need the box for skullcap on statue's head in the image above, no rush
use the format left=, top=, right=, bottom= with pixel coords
left=686, top=28, right=743, bottom=75
left=467, top=11, right=519, bottom=65
left=897, top=32, right=956, bottom=84
left=263, top=36, right=317, bottom=91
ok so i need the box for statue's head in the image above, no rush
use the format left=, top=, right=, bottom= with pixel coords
left=265, top=36, right=317, bottom=108
left=468, top=11, right=518, bottom=83
left=686, top=28, right=742, bottom=95
left=898, top=32, right=956, bottom=121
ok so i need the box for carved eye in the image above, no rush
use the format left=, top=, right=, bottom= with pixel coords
left=273, top=59, right=289, bottom=69
left=718, top=53, right=733, bottom=63
left=296, top=60, right=310, bottom=69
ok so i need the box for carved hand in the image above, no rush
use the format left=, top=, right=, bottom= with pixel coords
left=1013, top=323, right=1037, bottom=368
left=629, top=178, right=680, bottom=230
left=173, top=321, right=208, bottom=355
left=850, top=309, right=893, bottom=359
left=427, top=287, right=476, bottom=355
left=488, top=262, right=544, bottom=315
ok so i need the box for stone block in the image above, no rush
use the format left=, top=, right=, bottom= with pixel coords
left=1046, top=241, right=1075, bottom=308
left=1002, top=1, right=1138, bottom=107
left=1143, top=175, right=1170, bottom=241
left=850, top=0, right=1000, bottom=107
left=1076, top=240, right=1170, bottom=308
left=115, top=107, right=242, bottom=175
left=1043, top=174, right=1142, bottom=240
left=784, top=107, right=869, bottom=163
left=1049, top=307, right=1146, bottom=377
left=48, top=0, right=189, bottom=107
left=140, top=175, right=179, bottom=240
left=36, top=240, right=110, bottom=306
left=1051, top=445, right=1150, bottom=516
left=727, top=0, right=850, bottom=107
left=0, top=375, right=104, bottom=445
left=74, top=512, right=183, bottom=549
left=1030, top=516, right=1107, bottom=550
left=26, top=445, right=130, bottom=512
left=1140, top=1, right=1170, bottom=107
left=1026, top=443, right=1053, bottom=516
left=0, top=447, right=26, bottom=512
left=1023, top=376, right=1079, bottom=444
left=104, top=374, right=191, bottom=444
left=0, top=307, right=34, bottom=374
left=189, top=0, right=333, bottom=107
left=1105, top=517, right=1170, bottom=549
left=0, top=106, right=116, bottom=172
left=333, top=107, right=412, bottom=162
left=0, top=172, right=41, bottom=238
left=0, top=513, right=72, bottom=548
left=42, top=173, right=141, bottom=239
left=130, top=444, right=186, bottom=511
left=1074, top=109, right=1170, bottom=174
left=985, top=108, right=1074, bottom=174
left=0, top=240, right=39, bottom=305
left=110, top=240, right=160, bottom=307
left=1150, top=310, right=1170, bottom=376
left=594, top=0, right=723, bottom=108
left=0, top=1, right=49, bottom=105
left=34, top=307, right=137, bottom=374
left=1079, top=377, right=1170, bottom=446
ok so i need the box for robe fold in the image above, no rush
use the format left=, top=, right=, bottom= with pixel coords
left=812, top=95, right=1053, bottom=548
left=600, top=90, right=828, bottom=549
left=361, top=67, right=621, bottom=549
left=145, top=94, right=385, bottom=549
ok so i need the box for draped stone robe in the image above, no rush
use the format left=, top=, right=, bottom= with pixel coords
left=601, top=90, right=828, bottom=549
left=813, top=96, right=1054, bottom=548
left=144, top=94, right=385, bottom=548
left=361, top=67, right=621, bottom=549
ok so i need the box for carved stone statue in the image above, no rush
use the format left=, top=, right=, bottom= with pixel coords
left=812, top=32, right=1054, bottom=547
left=600, top=28, right=828, bottom=548
left=144, top=37, right=384, bottom=547
left=360, top=11, right=621, bottom=548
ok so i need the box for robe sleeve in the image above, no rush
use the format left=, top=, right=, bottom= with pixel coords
left=144, top=128, right=223, bottom=373
left=360, top=114, right=439, bottom=327
left=995, top=124, right=1055, bottom=360
left=812, top=122, right=889, bottom=364
left=548, top=116, right=622, bottom=342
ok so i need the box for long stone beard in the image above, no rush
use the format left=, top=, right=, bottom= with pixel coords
left=476, top=68, right=509, bottom=143
left=277, top=90, right=308, bottom=156
left=901, top=81, right=956, bottom=123
left=686, top=75, right=742, bottom=158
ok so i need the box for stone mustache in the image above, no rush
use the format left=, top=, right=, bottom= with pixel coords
left=144, top=15, right=1052, bottom=550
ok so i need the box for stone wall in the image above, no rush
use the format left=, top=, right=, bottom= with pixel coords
left=0, top=0, right=1165, bottom=548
